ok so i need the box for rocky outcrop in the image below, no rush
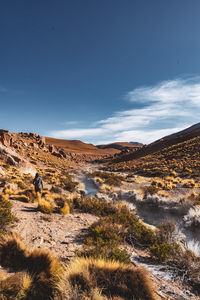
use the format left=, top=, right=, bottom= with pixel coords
left=0, top=130, right=13, bottom=147
left=0, top=129, right=109, bottom=165
left=0, top=144, right=36, bottom=174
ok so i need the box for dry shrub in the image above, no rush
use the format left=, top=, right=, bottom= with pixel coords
left=36, top=192, right=73, bottom=215
left=151, top=178, right=176, bottom=191
left=157, top=190, right=171, bottom=198
left=0, top=233, right=65, bottom=299
left=73, top=197, right=118, bottom=217
left=77, top=218, right=130, bottom=263
left=149, top=221, right=180, bottom=263
left=0, top=271, right=33, bottom=300
left=66, top=258, right=159, bottom=300
left=182, top=179, right=197, bottom=188
left=37, top=197, right=54, bottom=214
left=60, top=202, right=70, bottom=215
left=16, top=180, right=28, bottom=190
left=3, top=187, right=15, bottom=195
left=0, top=194, right=16, bottom=232
left=76, top=202, right=155, bottom=262
left=54, top=195, right=73, bottom=214
left=143, top=185, right=159, bottom=197
left=90, top=171, right=124, bottom=186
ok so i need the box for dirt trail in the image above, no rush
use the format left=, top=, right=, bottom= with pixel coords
left=11, top=199, right=98, bottom=260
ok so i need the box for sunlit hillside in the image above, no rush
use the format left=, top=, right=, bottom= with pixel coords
left=107, top=127, right=200, bottom=178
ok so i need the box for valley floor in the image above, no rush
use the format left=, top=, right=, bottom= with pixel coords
left=6, top=163, right=200, bottom=299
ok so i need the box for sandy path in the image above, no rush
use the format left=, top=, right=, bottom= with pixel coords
left=11, top=200, right=98, bottom=260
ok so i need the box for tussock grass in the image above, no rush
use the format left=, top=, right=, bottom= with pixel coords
left=3, top=187, right=15, bottom=195
left=90, top=171, right=124, bottom=186
left=0, top=271, right=33, bottom=300
left=0, top=194, right=16, bottom=233
left=0, top=233, right=65, bottom=299
left=186, top=240, right=200, bottom=257
left=36, top=192, right=73, bottom=215
left=60, top=202, right=70, bottom=215
left=16, top=180, right=28, bottom=190
left=183, top=206, right=200, bottom=227
left=66, top=258, right=159, bottom=300
left=182, top=178, right=197, bottom=188
left=37, top=197, right=55, bottom=214
left=107, top=135, right=200, bottom=179
left=73, top=197, right=118, bottom=217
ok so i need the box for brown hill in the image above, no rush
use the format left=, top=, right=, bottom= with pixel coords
left=111, top=123, right=200, bottom=163
left=107, top=123, right=200, bottom=178
left=45, top=137, right=119, bottom=155
left=97, top=142, right=143, bottom=151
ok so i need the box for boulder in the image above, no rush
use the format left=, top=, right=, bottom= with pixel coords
left=0, top=167, right=5, bottom=176
left=6, top=155, right=18, bottom=166
left=0, top=133, right=13, bottom=147
left=49, top=145, right=55, bottom=153
left=29, top=142, right=39, bottom=149
left=52, top=151, right=62, bottom=158
left=59, top=150, right=67, bottom=158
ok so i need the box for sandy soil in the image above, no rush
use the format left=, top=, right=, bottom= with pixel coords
left=11, top=200, right=98, bottom=261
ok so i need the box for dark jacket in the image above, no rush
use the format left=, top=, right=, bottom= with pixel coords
left=33, top=174, right=43, bottom=191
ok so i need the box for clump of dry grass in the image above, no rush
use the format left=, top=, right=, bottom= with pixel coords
left=16, top=180, right=28, bottom=190
left=0, top=233, right=65, bottom=299
left=183, top=206, right=200, bottom=228
left=181, top=178, right=197, bottom=188
left=151, top=177, right=178, bottom=191
left=3, top=187, right=15, bottom=195
left=66, top=258, right=159, bottom=300
left=73, top=197, right=118, bottom=217
left=36, top=192, right=72, bottom=215
left=90, top=171, right=124, bottom=186
left=0, top=194, right=16, bottom=233
left=37, top=197, right=55, bottom=214
left=0, top=271, right=33, bottom=300
left=60, top=202, right=70, bottom=215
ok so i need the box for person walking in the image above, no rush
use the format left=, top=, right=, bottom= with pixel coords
left=33, top=172, right=43, bottom=194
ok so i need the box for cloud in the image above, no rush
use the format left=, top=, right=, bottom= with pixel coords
left=50, top=128, right=104, bottom=139
left=62, top=121, right=81, bottom=126
left=49, top=76, right=200, bottom=144
left=127, top=77, right=200, bottom=104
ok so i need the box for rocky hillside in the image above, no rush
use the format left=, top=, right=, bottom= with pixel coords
left=0, top=130, right=119, bottom=171
left=107, top=123, right=200, bottom=178
left=110, top=122, right=200, bottom=164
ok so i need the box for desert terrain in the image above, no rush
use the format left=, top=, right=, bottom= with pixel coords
left=1, top=125, right=200, bottom=299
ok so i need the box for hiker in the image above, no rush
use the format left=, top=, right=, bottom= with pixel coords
left=33, top=173, right=43, bottom=194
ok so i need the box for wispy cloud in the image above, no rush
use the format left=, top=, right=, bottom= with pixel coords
left=49, top=76, right=200, bottom=144
left=62, top=121, right=81, bottom=126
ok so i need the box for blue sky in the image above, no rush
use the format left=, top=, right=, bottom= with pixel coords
left=1, top=1, right=200, bottom=144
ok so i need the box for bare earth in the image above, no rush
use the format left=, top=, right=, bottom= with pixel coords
left=11, top=200, right=98, bottom=261
left=10, top=198, right=199, bottom=299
